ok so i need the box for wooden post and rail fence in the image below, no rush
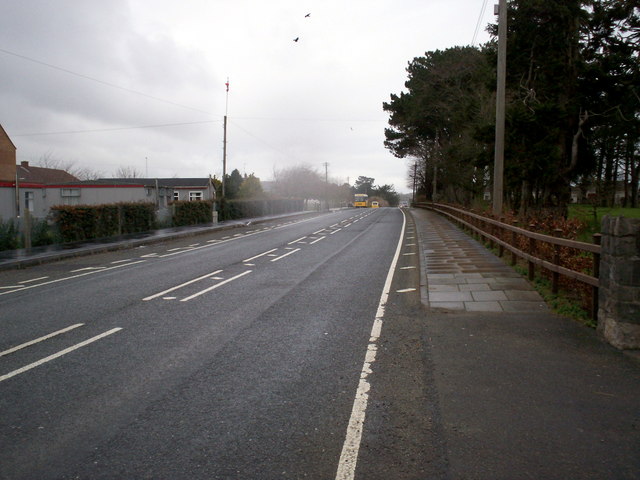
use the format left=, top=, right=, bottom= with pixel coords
left=414, top=202, right=640, bottom=350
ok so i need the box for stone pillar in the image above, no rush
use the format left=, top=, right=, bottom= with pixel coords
left=598, top=216, right=640, bottom=349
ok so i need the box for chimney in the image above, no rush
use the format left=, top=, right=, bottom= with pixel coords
left=21, top=161, right=29, bottom=168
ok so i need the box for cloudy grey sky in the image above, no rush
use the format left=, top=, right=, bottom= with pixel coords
left=0, top=0, right=495, bottom=193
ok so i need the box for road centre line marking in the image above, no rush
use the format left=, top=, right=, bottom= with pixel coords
left=335, top=209, right=406, bottom=480
left=313, top=229, right=326, bottom=235
left=270, top=248, right=301, bottom=262
left=143, top=269, right=223, bottom=301
left=330, top=228, right=342, bottom=235
left=243, top=248, right=278, bottom=263
left=140, top=253, right=158, bottom=258
left=309, top=236, right=326, bottom=245
left=0, top=261, right=147, bottom=297
left=156, top=219, right=315, bottom=258
left=19, top=276, right=49, bottom=284
left=70, top=266, right=107, bottom=273
left=0, top=286, right=24, bottom=289
left=0, top=323, right=85, bottom=358
left=400, top=266, right=416, bottom=270
left=0, top=328, right=122, bottom=384
left=396, top=288, right=416, bottom=293
left=111, top=259, right=133, bottom=264
left=181, top=270, right=252, bottom=302
left=288, top=236, right=307, bottom=245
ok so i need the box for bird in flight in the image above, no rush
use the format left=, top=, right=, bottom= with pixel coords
left=293, top=37, right=299, bottom=42
left=305, top=13, right=311, bottom=17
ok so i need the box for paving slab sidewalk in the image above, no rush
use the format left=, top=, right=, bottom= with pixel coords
left=409, top=207, right=640, bottom=479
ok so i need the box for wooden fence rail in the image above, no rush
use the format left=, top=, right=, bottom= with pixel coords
left=414, top=202, right=601, bottom=321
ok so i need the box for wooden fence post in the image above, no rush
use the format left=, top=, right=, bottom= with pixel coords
left=498, top=217, right=505, bottom=257
left=528, top=224, right=536, bottom=281
left=552, top=228, right=563, bottom=294
left=511, top=220, right=518, bottom=266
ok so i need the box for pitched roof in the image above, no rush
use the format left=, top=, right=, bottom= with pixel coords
left=17, top=161, right=79, bottom=184
left=0, top=124, right=16, bottom=151
left=70, top=178, right=213, bottom=188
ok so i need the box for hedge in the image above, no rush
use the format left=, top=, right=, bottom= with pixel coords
left=171, top=200, right=214, bottom=226
left=51, top=202, right=156, bottom=243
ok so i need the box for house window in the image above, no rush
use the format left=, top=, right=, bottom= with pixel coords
left=24, top=191, right=35, bottom=212
left=173, top=191, right=180, bottom=201
left=189, top=191, right=203, bottom=201
left=61, top=188, right=81, bottom=197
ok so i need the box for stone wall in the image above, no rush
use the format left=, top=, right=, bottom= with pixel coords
left=598, top=216, right=640, bottom=349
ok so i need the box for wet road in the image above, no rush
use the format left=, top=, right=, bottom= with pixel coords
left=0, top=208, right=431, bottom=479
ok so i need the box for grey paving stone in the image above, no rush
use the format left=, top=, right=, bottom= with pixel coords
left=428, top=284, right=461, bottom=292
left=459, top=283, right=491, bottom=292
left=472, top=290, right=509, bottom=301
left=429, top=291, right=474, bottom=302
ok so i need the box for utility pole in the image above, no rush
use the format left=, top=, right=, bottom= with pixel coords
left=222, top=78, right=229, bottom=198
left=492, top=0, right=507, bottom=216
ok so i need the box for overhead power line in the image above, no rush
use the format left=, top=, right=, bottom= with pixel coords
left=0, top=47, right=215, bottom=116
left=12, top=120, right=221, bottom=137
left=472, top=0, right=490, bottom=46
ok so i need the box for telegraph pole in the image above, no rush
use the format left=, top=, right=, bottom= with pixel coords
left=222, top=78, right=229, bottom=198
left=492, top=0, right=507, bottom=216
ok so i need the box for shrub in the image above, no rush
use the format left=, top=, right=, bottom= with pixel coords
left=171, top=200, right=214, bottom=226
left=51, top=202, right=155, bottom=243
left=0, top=218, right=20, bottom=251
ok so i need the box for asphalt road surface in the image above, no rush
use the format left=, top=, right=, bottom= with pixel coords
left=0, top=208, right=435, bottom=479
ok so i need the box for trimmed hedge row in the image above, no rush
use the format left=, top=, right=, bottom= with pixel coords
left=51, top=202, right=156, bottom=243
left=171, top=200, right=214, bottom=226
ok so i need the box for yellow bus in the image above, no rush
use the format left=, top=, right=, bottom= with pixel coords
left=353, top=193, right=368, bottom=207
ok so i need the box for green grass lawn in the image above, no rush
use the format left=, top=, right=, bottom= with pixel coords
left=569, top=204, right=640, bottom=240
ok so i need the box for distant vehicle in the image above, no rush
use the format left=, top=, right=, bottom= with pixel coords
left=371, top=201, right=380, bottom=208
left=399, top=201, right=409, bottom=208
left=353, top=193, right=368, bottom=208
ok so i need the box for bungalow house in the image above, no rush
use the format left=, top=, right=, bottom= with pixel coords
left=14, top=176, right=216, bottom=220
left=1, top=123, right=215, bottom=221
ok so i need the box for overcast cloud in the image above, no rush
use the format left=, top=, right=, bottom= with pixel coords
left=0, top=0, right=495, bottom=193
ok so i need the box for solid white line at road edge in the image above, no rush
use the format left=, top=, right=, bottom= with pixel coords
left=335, top=209, right=407, bottom=480
left=0, top=328, right=122, bottom=383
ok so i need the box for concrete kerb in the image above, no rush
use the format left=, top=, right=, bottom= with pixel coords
left=0, top=211, right=320, bottom=271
